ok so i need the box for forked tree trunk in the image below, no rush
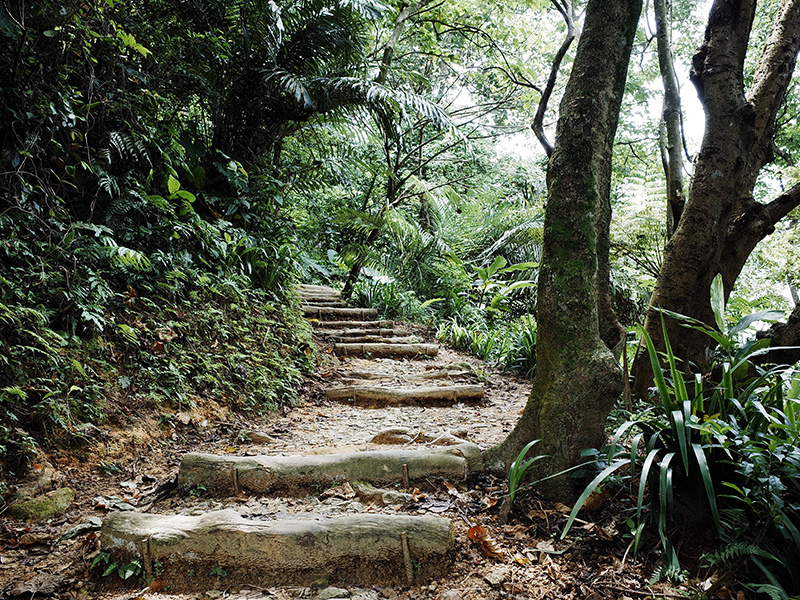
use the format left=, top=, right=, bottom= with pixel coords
left=631, top=0, right=800, bottom=399
left=484, top=0, right=641, bottom=501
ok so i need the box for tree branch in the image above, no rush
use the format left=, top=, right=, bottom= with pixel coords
left=531, top=0, right=576, bottom=157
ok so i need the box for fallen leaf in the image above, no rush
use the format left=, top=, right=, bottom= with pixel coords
left=512, top=552, right=530, bottom=566
left=443, top=481, right=460, bottom=496
left=467, top=526, right=506, bottom=560
left=321, top=482, right=356, bottom=500
left=482, top=497, right=498, bottom=510
left=553, top=502, right=572, bottom=514
left=581, top=489, right=603, bottom=512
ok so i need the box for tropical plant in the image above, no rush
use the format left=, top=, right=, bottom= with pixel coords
left=564, top=318, right=800, bottom=595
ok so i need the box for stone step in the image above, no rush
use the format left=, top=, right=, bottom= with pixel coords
left=337, top=369, right=474, bottom=383
left=329, top=335, right=421, bottom=344
left=302, top=306, right=379, bottom=320
left=297, top=284, right=341, bottom=297
left=334, top=342, right=438, bottom=358
left=312, top=320, right=395, bottom=329
left=301, top=297, right=348, bottom=306
left=316, top=327, right=407, bottom=338
left=325, top=384, right=485, bottom=407
left=100, top=510, right=453, bottom=588
left=177, top=443, right=482, bottom=496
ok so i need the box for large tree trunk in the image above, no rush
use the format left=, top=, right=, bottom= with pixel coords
left=484, top=0, right=641, bottom=501
left=631, top=0, right=800, bottom=399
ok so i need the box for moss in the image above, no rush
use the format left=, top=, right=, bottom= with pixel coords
left=11, top=487, right=75, bottom=522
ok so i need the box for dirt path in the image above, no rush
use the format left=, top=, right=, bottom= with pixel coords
left=0, top=288, right=705, bottom=600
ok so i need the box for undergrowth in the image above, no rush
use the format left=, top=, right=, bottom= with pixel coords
left=0, top=279, right=313, bottom=485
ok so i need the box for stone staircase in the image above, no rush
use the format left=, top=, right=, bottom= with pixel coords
left=99, top=284, right=489, bottom=592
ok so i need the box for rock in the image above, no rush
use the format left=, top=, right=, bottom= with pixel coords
left=242, top=430, right=279, bottom=444
left=435, top=592, right=462, bottom=600
left=350, top=589, right=379, bottom=600
left=430, top=434, right=467, bottom=446
left=10, top=487, right=74, bottom=522
left=380, top=589, right=398, bottom=600
left=369, top=428, right=414, bottom=445
left=484, top=566, right=512, bottom=588
left=316, top=587, right=350, bottom=600
left=351, top=482, right=413, bottom=506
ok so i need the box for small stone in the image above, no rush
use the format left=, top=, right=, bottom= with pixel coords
left=11, top=487, right=75, bottom=522
left=484, top=566, right=511, bottom=588
left=435, top=592, right=461, bottom=600
left=316, top=586, right=350, bottom=600
left=249, top=431, right=279, bottom=444
left=380, top=490, right=414, bottom=505
left=205, top=591, right=223, bottom=599
left=350, top=589, right=378, bottom=600
left=430, top=434, right=465, bottom=446
left=380, top=589, right=398, bottom=600
left=369, top=427, right=413, bottom=444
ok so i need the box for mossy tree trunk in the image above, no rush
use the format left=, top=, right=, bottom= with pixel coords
left=631, top=1, right=800, bottom=399
left=484, top=0, right=641, bottom=501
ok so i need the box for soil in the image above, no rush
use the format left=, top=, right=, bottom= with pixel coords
left=0, top=330, right=733, bottom=600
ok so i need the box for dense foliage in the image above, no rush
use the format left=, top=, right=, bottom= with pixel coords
left=2, top=0, right=799, bottom=594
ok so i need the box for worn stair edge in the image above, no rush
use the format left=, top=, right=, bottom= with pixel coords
left=177, top=443, right=483, bottom=496
left=334, top=343, right=438, bottom=358
left=297, top=284, right=341, bottom=295
left=316, top=328, right=406, bottom=337
left=301, top=299, right=349, bottom=307
left=302, top=306, right=379, bottom=320
left=329, top=335, right=421, bottom=344
left=326, top=384, right=484, bottom=407
left=100, top=510, right=453, bottom=588
left=338, top=370, right=473, bottom=382
left=311, top=320, right=395, bottom=329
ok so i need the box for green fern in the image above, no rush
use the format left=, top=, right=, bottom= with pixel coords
left=701, top=542, right=781, bottom=569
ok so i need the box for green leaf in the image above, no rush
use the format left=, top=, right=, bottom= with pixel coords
left=487, top=256, right=507, bottom=277
left=692, top=443, right=720, bottom=532
left=168, top=175, right=180, bottom=195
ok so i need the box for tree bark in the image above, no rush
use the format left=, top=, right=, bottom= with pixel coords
left=631, top=0, right=800, bottom=399
left=654, top=0, right=686, bottom=235
left=484, top=0, right=641, bottom=501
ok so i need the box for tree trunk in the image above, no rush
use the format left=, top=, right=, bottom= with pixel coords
left=484, top=0, right=641, bottom=501
left=654, top=0, right=686, bottom=235
left=631, top=0, right=800, bottom=399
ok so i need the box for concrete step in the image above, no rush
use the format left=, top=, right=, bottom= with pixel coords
left=177, top=443, right=482, bottom=497
left=100, top=510, right=453, bottom=589
left=334, top=342, right=438, bottom=359
left=302, top=306, right=379, bottom=320
left=325, top=384, right=484, bottom=407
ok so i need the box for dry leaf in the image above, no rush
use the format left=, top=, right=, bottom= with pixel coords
left=443, top=481, right=459, bottom=496
left=527, top=509, right=547, bottom=520
left=553, top=502, right=572, bottom=514
left=581, top=489, right=603, bottom=512
left=512, top=552, right=530, bottom=566
left=467, top=526, right=506, bottom=560
left=482, top=497, right=499, bottom=510
left=156, top=327, right=177, bottom=342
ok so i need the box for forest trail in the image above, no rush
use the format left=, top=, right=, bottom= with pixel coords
left=0, top=286, right=676, bottom=600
